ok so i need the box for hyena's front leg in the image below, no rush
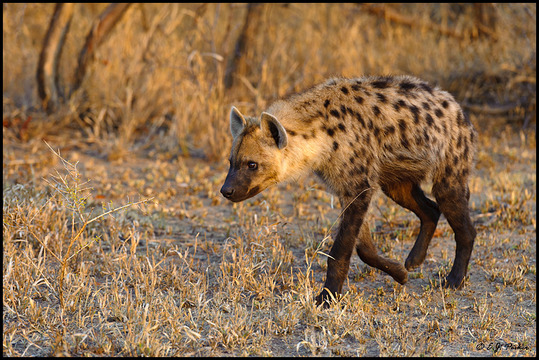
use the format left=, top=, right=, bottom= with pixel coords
left=316, top=193, right=372, bottom=307
left=355, top=221, right=408, bottom=285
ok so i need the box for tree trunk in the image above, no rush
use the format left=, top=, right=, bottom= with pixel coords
left=224, top=3, right=264, bottom=89
left=37, top=3, right=75, bottom=113
left=472, top=3, right=497, bottom=39
left=71, top=3, right=132, bottom=96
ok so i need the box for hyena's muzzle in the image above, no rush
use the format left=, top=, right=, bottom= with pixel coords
left=220, top=167, right=263, bottom=203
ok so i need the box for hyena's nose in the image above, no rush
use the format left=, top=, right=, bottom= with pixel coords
left=220, top=186, right=235, bottom=199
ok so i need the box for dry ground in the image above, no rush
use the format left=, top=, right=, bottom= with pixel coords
left=3, top=122, right=536, bottom=356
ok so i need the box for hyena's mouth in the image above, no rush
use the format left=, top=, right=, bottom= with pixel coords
left=225, top=186, right=263, bottom=202
left=244, top=185, right=262, bottom=200
left=221, top=185, right=262, bottom=202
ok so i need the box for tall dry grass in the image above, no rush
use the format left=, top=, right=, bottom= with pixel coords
left=3, top=4, right=536, bottom=160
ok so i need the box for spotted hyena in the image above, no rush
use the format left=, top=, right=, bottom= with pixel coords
left=220, top=75, right=477, bottom=306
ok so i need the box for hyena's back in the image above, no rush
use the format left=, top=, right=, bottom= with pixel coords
left=266, top=75, right=476, bottom=198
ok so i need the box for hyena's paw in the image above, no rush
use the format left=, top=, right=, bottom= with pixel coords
left=441, top=271, right=466, bottom=289
left=405, top=251, right=426, bottom=271
left=315, top=289, right=336, bottom=309
left=385, top=260, right=408, bottom=285
left=393, top=267, right=408, bottom=285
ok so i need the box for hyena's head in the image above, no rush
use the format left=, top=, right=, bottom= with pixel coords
left=220, top=106, right=288, bottom=202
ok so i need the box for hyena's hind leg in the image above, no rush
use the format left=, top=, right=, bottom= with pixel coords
left=432, top=180, right=476, bottom=289
left=381, top=182, right=441, bottom=270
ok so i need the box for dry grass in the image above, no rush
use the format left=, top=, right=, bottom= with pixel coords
left=3, top=3, right=536, bottom=357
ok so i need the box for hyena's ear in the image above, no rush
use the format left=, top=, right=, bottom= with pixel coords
left=230, top=106, right=247, bottom=139
left=260, top=112, right=288, bottom=149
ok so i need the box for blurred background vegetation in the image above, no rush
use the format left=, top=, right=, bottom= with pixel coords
left=3, top=3, right=536, bottom=162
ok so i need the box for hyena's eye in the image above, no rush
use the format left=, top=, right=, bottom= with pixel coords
left=247, top=161, right=258, bottom=170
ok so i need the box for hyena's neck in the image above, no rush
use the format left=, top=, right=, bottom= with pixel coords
left=266, top=99, right=329, bottom=182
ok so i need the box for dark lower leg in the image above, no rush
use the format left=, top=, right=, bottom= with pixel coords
left=443, top=215, right=476, bottom=288
left=433, top=184, right=476, bottom=289
left=382, top=182, right=440, bottom=270
left=316, top=193, right=371, bottom=306
left=405, top=185, right=441, bottom=269
left=356, top=223, right=408, bottom=284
